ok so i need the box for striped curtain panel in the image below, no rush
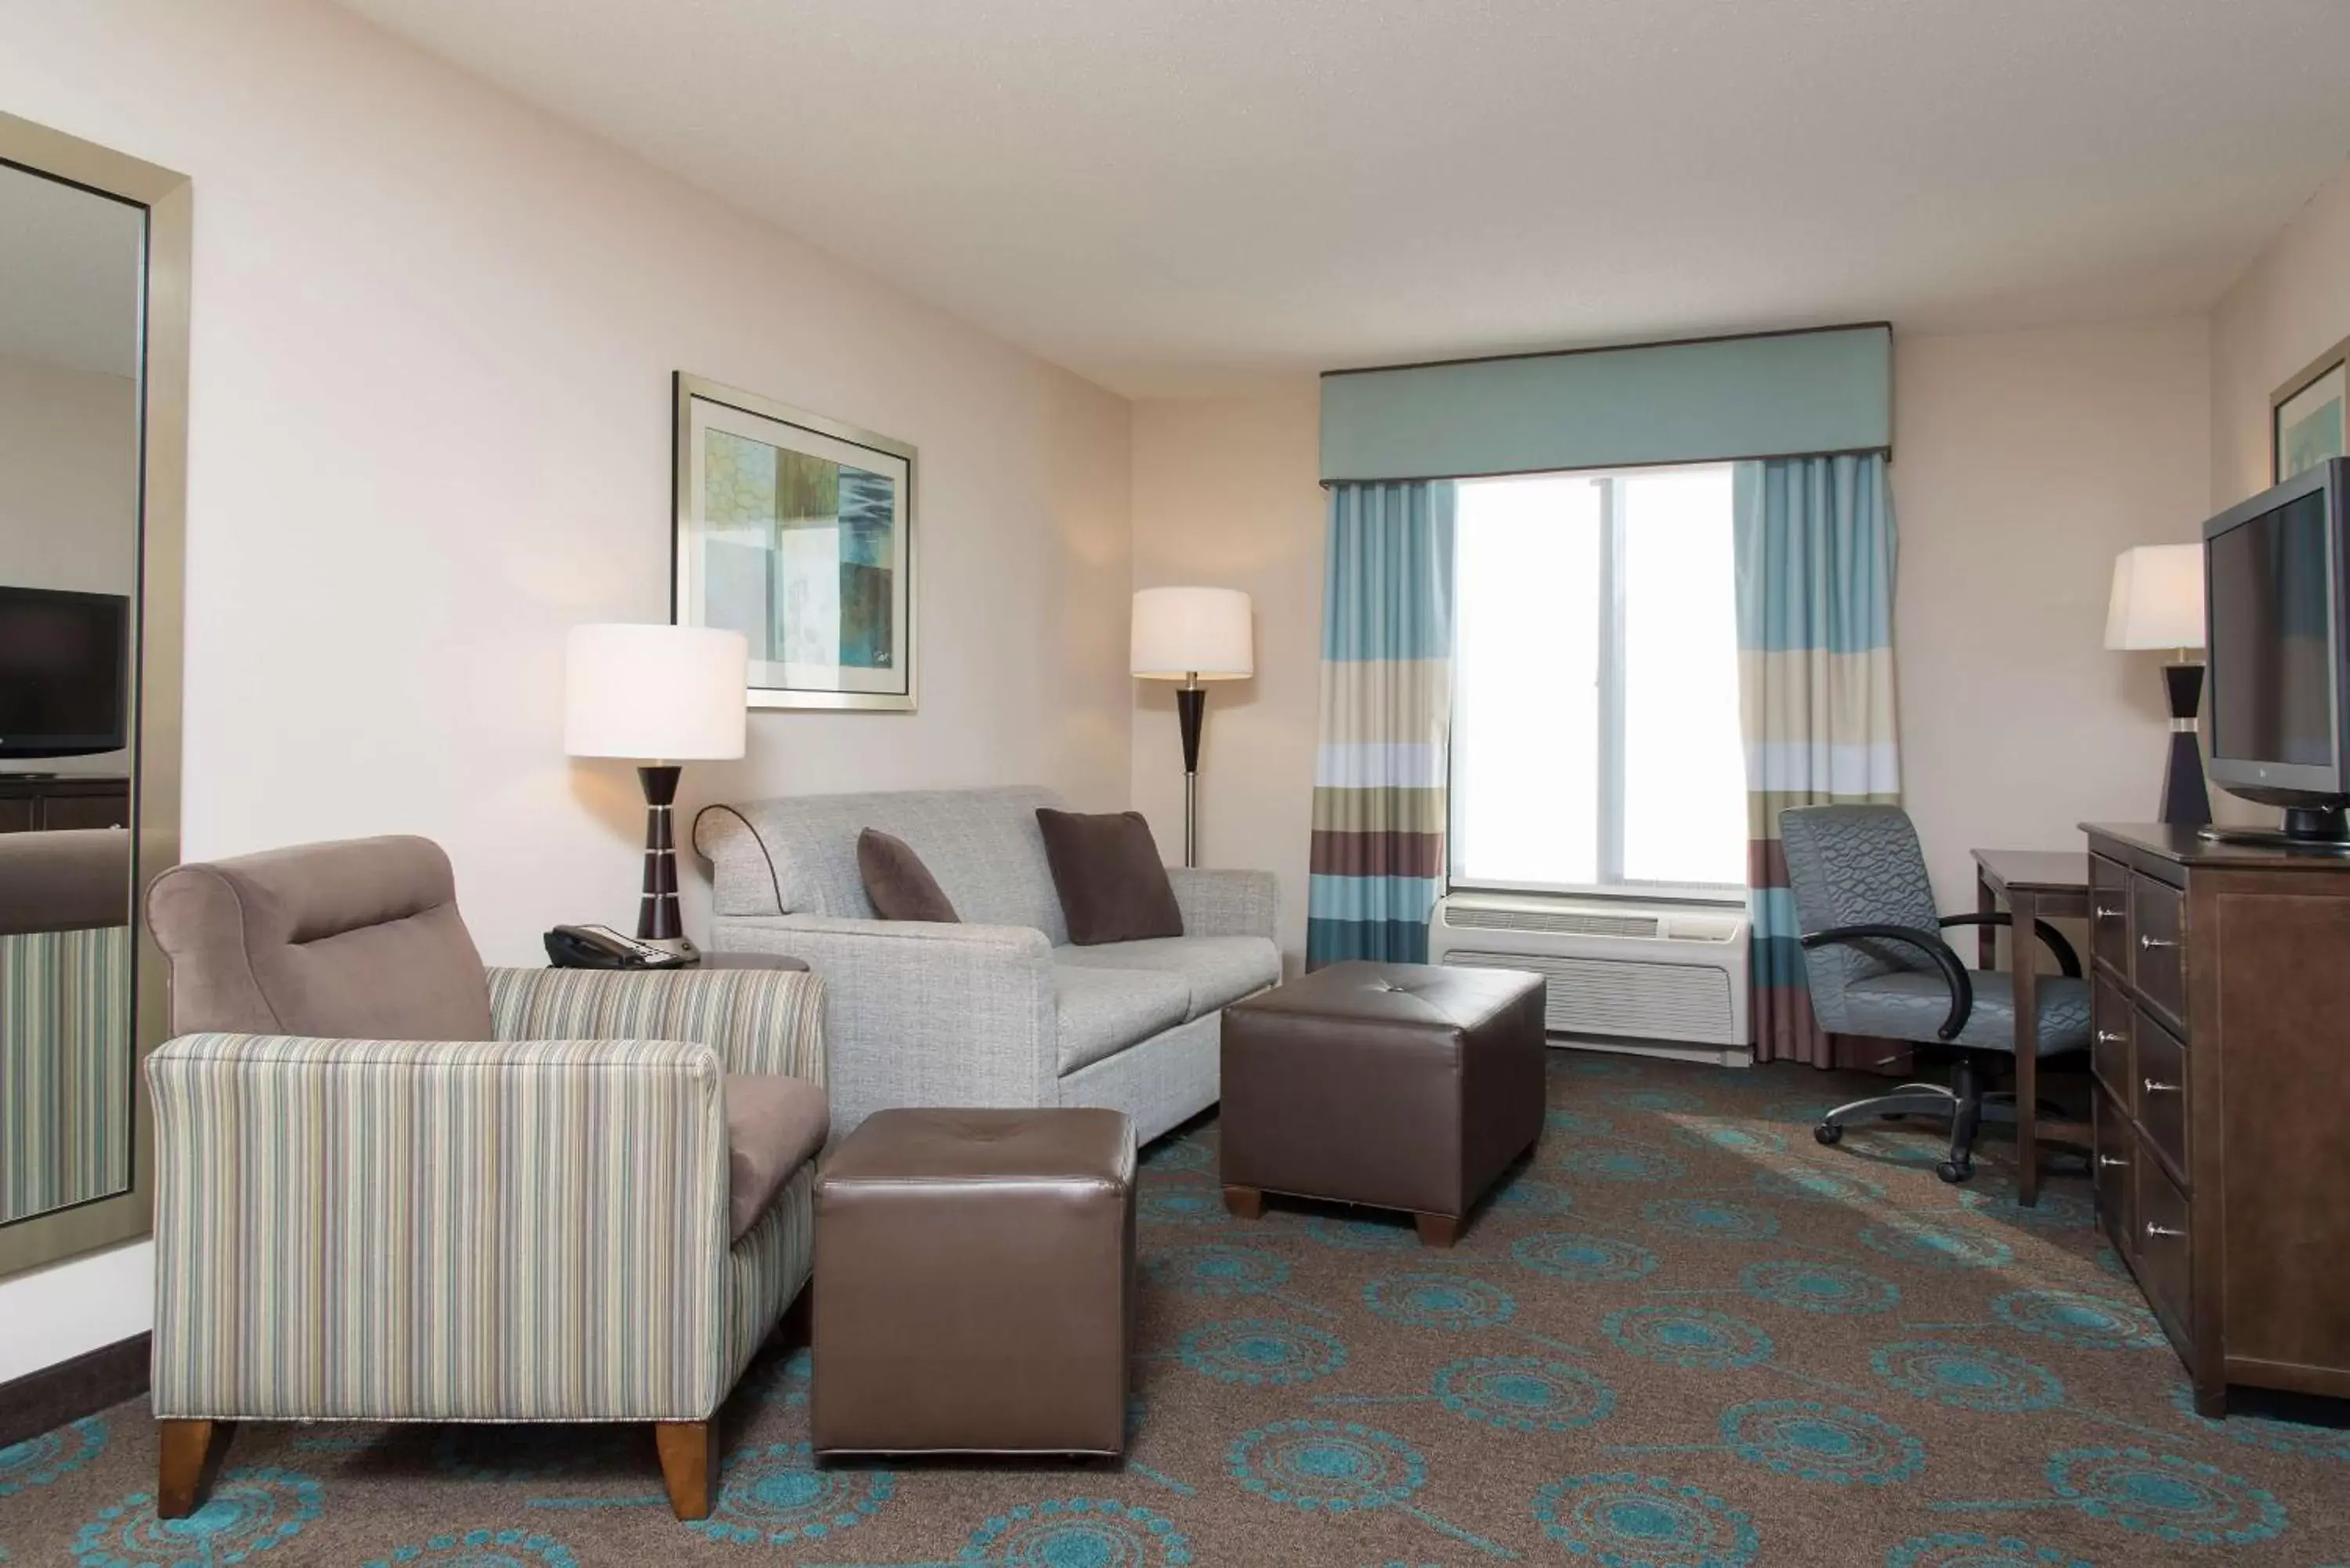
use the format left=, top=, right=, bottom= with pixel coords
left=1734, top=453, right=1902, bottom=1066
left=1307, top=481, right=1455, bottom=966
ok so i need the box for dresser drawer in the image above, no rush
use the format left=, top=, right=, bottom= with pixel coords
left=2090, top=854, right=2131, bottom=974
left=2134, top=1010, right=2189, bottom=1183
left=2092, top=1085, right=2135, bottom=1266
left=2130, top=872, right=2186, bottom=1024
left=2136, top=1155, right=2193, bottom=1353
left=2091, top=977, right=2132, bottom=1099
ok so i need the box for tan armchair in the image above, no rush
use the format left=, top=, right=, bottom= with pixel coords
left=141, top=836, right=826, bottom=1519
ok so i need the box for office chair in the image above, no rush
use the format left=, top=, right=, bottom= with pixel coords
left=1778, top=805, right=2090, bottom=1183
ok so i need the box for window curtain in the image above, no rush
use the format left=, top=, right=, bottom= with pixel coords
left=1734, top=453, right=1901, bottom=1066
left=1307, top=481, right=1455, bottom=966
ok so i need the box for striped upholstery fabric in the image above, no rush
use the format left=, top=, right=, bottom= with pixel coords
left=486, top=965, right=827, bottom=1083
left=1307, top=480, right=1456, bottom=966
left=150, top=966, right=826, bottom=1423
left=0, top=924, right=130, bottom=1222
left=725, top=1163, right=815, bottom=1377
left=1733, top=453, right=1902, bottom=1066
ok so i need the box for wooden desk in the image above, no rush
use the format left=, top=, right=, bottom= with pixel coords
left=1971, top=849, right=2090, bottom=1207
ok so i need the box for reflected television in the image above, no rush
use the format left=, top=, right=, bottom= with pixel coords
left=2203, top=457, right=2350, bottom=844
left=0, top=586, right=130, bottom=761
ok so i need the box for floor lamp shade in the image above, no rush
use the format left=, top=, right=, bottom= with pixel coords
left=1131, top=587, right=1255, bottom=681
left=1131, top=587, right=1253, bottom=869
left=2103, top=544, right=2211, bottom=829
left=564, top=623, right=748, bottom=943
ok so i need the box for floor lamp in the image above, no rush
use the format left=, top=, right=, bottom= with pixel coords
left=565, top=623, right=749, bottom=952
left=2105, top=544, right=2210, bottom=828
left=1131, top=587, right=1254, bottom=868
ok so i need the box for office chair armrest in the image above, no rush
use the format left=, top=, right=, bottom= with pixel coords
left=1799, top=923, right=1974, bottom=1041
left=1935, top=913, right=2082, bottom=978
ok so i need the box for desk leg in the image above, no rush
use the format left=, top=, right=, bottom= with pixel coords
left=2012, top=887, right=2041, bottom=1208
left=1976, top=869, right=1998, bottom=970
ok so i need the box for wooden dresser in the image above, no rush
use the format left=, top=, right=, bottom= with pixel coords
left=0, top=775, right=130, bottom=833
left=2084, top=822, right=2350, bottom=1418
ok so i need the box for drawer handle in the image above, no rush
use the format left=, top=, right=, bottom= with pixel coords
left=2095, top=1029, right=2126, bottom=1045
left=2143, top=1078, right=2182, bottom=1094
left=2145, top=1222, right=2186, bottom=1240
left=2096, top=1154, right=2129, bottom=1169
left=2138, top=934, right=2178, bottom=952
left=2095, top=903, right=2124, bottom=919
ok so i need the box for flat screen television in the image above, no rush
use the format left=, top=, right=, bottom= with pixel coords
left=0, top=585, right=131, bottom=762
left=2204, top=456, right=2350, bottom=843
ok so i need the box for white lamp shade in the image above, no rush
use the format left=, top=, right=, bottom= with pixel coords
left=564, top=623, right=748, bottom=760
left=2104, top=544, right=2206, bottom=651
left=1130, top=587, right=1254, bottom=681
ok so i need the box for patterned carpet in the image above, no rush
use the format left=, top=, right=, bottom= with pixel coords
left=6, top=1051, right=2350, bottom=1568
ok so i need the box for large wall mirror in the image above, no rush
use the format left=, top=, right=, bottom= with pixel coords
left=0, top=114, right=186, bottom=1277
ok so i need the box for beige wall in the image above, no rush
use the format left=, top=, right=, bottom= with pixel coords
left=2213, top=162, right=2350, bottom=512
left=1130, top=383, right=1325, bottom=966
left=0, top=352, right=138, bottom=775
left=0, top=0, right=1130, bottom=1382
left=1130, top=320, right=2214, bottom=962
left=1891, top=319, right=2212, bottom=909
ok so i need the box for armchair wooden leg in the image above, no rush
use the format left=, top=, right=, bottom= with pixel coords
left=655, top=1418, right=717, bottom=1520
left=1222, top=1185, right=1264, bottom=1219
left=1415, top=1212, right=1460, bottom=1248
left=157, top=1419, right=235, bottom=1519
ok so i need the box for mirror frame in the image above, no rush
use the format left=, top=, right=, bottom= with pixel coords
left=0, top=114, right=187, bottom=1277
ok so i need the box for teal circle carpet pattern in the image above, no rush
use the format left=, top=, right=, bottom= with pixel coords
left=6, top=1054, right=2350, bottom=1564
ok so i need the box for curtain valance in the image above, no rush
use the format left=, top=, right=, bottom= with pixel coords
left=1319, top=323, right=1891, bottom=484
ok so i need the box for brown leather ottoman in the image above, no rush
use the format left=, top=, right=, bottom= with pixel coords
left=812, top=1107, right=1136, bottom=1458
left=1220, top=961, right=1546, bottom=1245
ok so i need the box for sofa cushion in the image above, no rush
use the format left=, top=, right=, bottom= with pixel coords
left=1035, top=809, right=1184, bottom=946
left=696, top=786, right=1070, bottom=942
left=856, top=829, right=959, bottom=923
left=726, top=1073, right=830, bottom=1242
left=1052, top=964, right=1189, bottom=1075
left=1054, top=935, right=1280, bottom=1021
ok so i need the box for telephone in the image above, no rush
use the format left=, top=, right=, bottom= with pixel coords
left=544, top=923, right=695, bottom=970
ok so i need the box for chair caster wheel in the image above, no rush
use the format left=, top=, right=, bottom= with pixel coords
left=1813, top=1122, right=1843, bottom=1146
left=1936, top=1159, right=1972, bottom=1184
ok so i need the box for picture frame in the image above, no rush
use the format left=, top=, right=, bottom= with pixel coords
left=672, top=373, right=916, bottom=711
left=2271, top=336, right=2350, bottom=483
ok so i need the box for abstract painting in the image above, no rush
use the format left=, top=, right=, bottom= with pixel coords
left=674, top=374, right=916, bottom=710
left=2272, top=341, right=2349, bottom=483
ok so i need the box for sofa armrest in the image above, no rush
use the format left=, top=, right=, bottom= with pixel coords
left=146, top=1031, right=732, bottom=1422
left=710, top=915, right=1054, bottom=1134
left=486, top=964, right=826, bottom=1084
left=1169, top=867, right=1280, bottom=940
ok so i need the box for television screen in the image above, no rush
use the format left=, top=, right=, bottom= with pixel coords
left=0, top=587, right=129, bottom=758
left=2209, top=490, right=2337, bottom=767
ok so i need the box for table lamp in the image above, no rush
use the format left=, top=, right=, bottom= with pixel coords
left=2105, top=544, right=2210, bottom=827
left=565, top=623, right=748, bottom=950
left=1131, top=586, right=1253, bottom=867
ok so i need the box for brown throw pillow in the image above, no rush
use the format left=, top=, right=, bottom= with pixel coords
left=1035, top=808, right=1184, bottom=946
left=857, top=829, right=959, bottom=923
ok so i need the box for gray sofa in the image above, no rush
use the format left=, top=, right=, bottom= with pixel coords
left=694, top=786, right=1279, bottom=1141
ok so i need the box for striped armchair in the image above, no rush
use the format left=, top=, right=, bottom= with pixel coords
left=142, top=836, right=826, bottom=1521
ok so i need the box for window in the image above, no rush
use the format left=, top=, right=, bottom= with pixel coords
left=1449, top=464, right=1747, bottom=898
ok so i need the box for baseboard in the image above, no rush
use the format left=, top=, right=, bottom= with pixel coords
left=0, top=1332, right=149, bottom=1447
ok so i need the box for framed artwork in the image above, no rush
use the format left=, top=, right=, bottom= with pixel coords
left=2272, top=338, right=2350, bottom=483
left=673, top=374, right=916, bottom=710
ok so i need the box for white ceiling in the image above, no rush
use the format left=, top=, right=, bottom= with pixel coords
left=0, top=163, right=143, bottom=379
left=335, top=0, right=2350, bottom=397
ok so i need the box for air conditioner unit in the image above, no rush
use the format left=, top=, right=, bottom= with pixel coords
left=1428, top=891, right=1752, bottom=1064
